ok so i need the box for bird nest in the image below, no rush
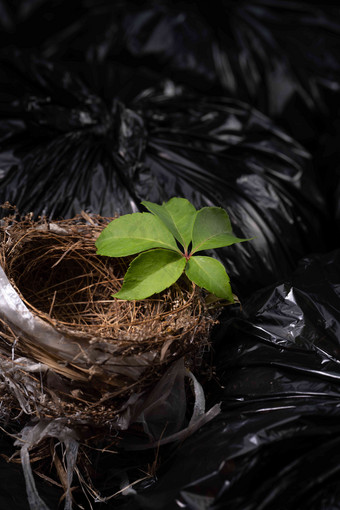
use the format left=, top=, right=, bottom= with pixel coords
left=0, top=211, right=218, bottom=428
left=0, top=210, right=223, bottom=507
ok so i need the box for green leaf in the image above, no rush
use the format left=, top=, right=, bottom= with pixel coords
left=114, top=249, right=186, bottom=300
left=95, top=213, right=180, bottom=257
left=191, top=207, right=247, bottom=253
left=141, top=197, right=197, bottom=250
left=185, top=255, right=234, bottom=301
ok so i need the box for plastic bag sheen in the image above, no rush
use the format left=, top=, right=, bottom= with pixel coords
left=0, top=51, right=328, bottom=297
left=2, top=0, right=338, bottom=150
left=117, top=249, right=340, bottom=509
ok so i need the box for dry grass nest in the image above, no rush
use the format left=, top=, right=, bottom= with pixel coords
left=0, top=211, right=219, bottom=429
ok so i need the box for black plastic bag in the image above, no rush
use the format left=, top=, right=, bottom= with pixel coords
left=0, top=0, right=87, bottom=51
left=2, top=2, right=339, bottom=236
left=114, top=249, right=340, bottom=509
left=3, top=0, right=337, bottom=236
left=197, top=0, right=340, bottom=148
left=0, top=50, right=328, bottom=297
left=0, top=3, right=339, bottom=510
left=316, top=123, right=340, bottom=235
left=4, top=0, right=337, bottom=151
left=3, top=242, right=340, bottom=510
left=0, top=0, right=218, bottom=92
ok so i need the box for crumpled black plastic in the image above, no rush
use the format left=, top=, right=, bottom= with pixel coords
left=2, top=1, right=338, bottom=150
left=111, top=249, right=340, bottom=510
left=316, top=122, right=340, bottom=236
left=2, top=0, right=339, bottom=243
left=0, top=0, right=86, bottom=51
left=2, top=1, right=339, bottom=238
left=0, top=50, right=328, bottom=297
left=198, top=0, right=340, bottom=149
left=0, top=1, right=217, bottom=92
left=0, top=4, right=339, bottom=509
left=2, top=2, right=340, bottom=138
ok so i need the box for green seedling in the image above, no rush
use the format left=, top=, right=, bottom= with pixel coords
left=95, top=198, right=250, bottom=301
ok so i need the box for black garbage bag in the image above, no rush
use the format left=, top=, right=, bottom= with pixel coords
left=197, top=0, right=340, bottom=149
left=15, top=247, right=335, bottom=510
left=111, top=249, right=340, bottom=510
left=3, top=250, right=340, bottom=509
left=0, top=0, right=218, bottom=93
left=4, top=0, right=337, bottom=152
left=1, top=2, right=339, bottom=234
left=316, top=123, right=340, bottom=236
left=0, top=50, right=328, bottom=297
left=4, top=0, right=338, bottom=236
left=0, top=0, right=87, bottom=51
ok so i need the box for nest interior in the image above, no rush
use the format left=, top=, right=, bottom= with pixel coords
left=0, top=213, right=216, bottom=426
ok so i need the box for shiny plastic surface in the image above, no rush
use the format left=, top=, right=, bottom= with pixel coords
left=117, top=250, right=340, bottom=509
left=1, top=1, right=338, bottom=149
left=0, top=2, right=339, bottom=508
left=2, top=0, right=339, bottom=241
left=0, top=51, right=328, bottom=297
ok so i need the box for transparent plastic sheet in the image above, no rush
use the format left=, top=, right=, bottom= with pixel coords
left=0, top=432, right=61, bottom=510
left=14, top=420, right=79, bottom=510
left=112, top=249, right=340, bottom=510
left=0, top=6, right=338, bottom=509
left=118, top=359, right=220, bottom=450
left=0, top=262, right=220, bottom=509
left=0, top=3, right=339, bottom=510
left=0, top=358, right=220, bottom=510
left=0, top=265, right=157, bottom=383
left=0, top=263, right=219, bottom=431
left=0, top=51, right=328, bottom=297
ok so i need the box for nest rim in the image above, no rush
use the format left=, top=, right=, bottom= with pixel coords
left=0, top=212, right=218, bottom=426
